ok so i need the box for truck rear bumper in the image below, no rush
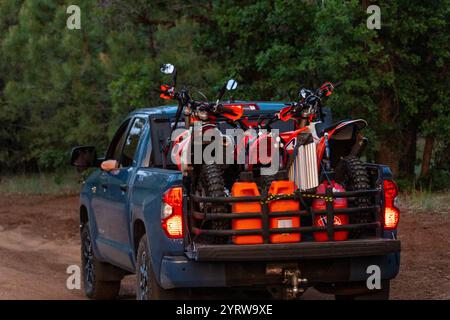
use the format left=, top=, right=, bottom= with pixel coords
left=187, top=238, right=400, bottom=262
left=159, top=239, right=400, bottom=289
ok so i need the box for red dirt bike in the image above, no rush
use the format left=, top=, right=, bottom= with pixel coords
left=239, top=82, right=372, bottom=230
left=240, top=82, right=366, bottom=184
left=159, top=63, right=244, bottom=242
left=279, top=82, right=368, bottom=183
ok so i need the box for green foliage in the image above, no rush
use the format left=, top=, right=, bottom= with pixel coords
left=0, top=0, right=224, bottom=171
left=201, top=0, right=450, bottom=181
left=417, top=168, right=450, bottom=192
left=0, top=0, right=448, bottom=193
left=38, top=149, right=68, bottom=171
left=109, top=62, right=154, bottom=116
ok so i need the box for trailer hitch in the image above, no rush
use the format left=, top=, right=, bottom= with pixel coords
left=283, top=268, right=308, bottom=299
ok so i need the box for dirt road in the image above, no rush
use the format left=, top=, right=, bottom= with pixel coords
left=0, top=194, right=448, bottom=300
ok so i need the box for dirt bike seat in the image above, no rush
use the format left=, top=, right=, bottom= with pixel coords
left=315, top=120, right=349, bottom=137
left=315, top=119, right=367, bottom=139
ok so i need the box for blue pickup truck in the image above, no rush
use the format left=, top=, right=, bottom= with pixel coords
left=70, top=103, right=401, bottom=300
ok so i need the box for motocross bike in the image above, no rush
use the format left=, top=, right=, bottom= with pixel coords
left=284, top=82, right=373, bottom=232
left=232, top=83, right=342, bottom=189
left=241, top=82, right=371, bottom=232
left=278, top=81, right=368, bottom=189
left=159, top=64, right=244, bottom=242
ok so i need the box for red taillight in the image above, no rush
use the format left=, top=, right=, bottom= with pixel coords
left=383, top=180, right=399, bottom=230
left=161, top=187, right=183, bottom=238
left=384, top=179, right=398, bottom=199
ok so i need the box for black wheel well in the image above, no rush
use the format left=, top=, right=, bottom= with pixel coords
left=80, top=205, right=88, bottom=226
left=133, top=219, right=146, bottom=257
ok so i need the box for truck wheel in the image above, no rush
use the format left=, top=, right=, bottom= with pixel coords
left=334, top=156, right=371, bottom=234
left=81, top=225, right=121, bottom=300
left=136, top=235, right=185, bottom=300
left=197, top=164, right=229, bottom=243
left=335, top=280, right=390, bottom=300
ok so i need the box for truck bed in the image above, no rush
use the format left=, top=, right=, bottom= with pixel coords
left=185, top=164, right=398, bottom=263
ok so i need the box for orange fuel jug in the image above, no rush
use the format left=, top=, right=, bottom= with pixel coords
left=231, top=182, right=263, bottom=244
left=312, top=181, right=349, bottom=241
left=268, top=180, right=301, bottom=243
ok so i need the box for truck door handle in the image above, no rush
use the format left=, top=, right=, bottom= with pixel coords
left=120, top=184, right=128, bottom=192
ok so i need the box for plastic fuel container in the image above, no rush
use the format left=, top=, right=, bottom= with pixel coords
left=231, top=182, right=263, bottom=244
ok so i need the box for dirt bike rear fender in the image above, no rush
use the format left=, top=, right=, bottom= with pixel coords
left=316, top=119, right=367, bottom=167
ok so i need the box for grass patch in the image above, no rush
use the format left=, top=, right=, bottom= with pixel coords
left=0, top=171, right=82, bottom=195
left=399, top=190, right=450, bottom=214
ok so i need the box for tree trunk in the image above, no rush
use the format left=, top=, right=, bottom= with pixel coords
left=399, top=120, right=418, bottom=178
left=376, top=90, right=401, bottom=177
left=420, top=135, right=434, bottom=177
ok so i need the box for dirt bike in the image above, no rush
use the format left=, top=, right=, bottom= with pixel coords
left=282, top=83, right=370, bottom=219
left=159, top=64, right=244, bottom=242
left=239, top=82, right=371, bottom=229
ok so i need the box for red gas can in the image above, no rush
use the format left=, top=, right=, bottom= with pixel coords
left=312, top=181, right=349, bottom=241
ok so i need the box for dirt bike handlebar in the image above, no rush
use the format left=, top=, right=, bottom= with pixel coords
left=275, top=81, right=342, bottom=123
left=299, top=80, right=342, bottom=108
left=169, top=94, right=241, bottom=121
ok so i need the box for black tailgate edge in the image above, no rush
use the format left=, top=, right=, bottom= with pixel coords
left=189, top=239, right=400, bottom=262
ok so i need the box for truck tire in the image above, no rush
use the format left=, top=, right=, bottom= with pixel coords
left=335, top=280, right=390, bottom=300
left=81, top=225, right=121, bottom=300
left=136, top=235, right=186, bottom=300
left=197, top=164, right=229, bottom=243
left=334, top=156, right=371, bottom=234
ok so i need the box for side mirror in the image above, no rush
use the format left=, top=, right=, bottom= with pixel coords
left=160, top=63, right=177, bottom=87
left=70, top=146, right=98, bottom=171
left=100, top=159, right=119, bottom=172
left=217, top=79, right=238, bottom=101
left=160, top=63, right=175, bottom=74
left=226, top=79, right=238, bottom=91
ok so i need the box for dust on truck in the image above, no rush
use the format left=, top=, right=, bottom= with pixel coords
left=71, top=103, right=401, bottom=300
